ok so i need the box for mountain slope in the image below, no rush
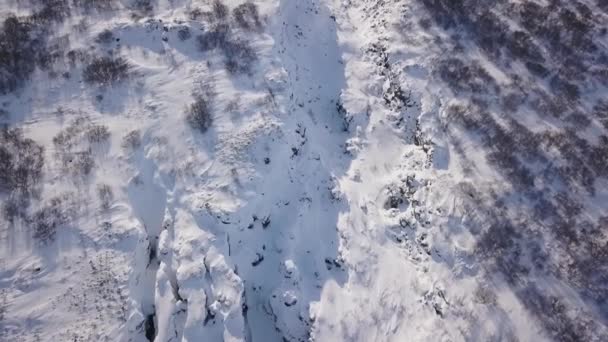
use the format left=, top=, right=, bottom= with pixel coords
left=1, top=1, right=607, bottom=341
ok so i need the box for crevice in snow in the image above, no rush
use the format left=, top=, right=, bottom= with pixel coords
left=144, top=312, right=157, bottom=342
left=126, top=157, right=168, bottom=342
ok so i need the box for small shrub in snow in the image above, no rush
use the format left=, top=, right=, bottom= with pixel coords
left=223, top=38, right=257, bottom=74
left=186, top=96, right=213, bottom=133
left=66, top=48, right=90, bottom=66
left=212, top=0, right=229, bottom=21
left=2, top=195, right=25, bottom=224
left=197, top=23, right=230, bottom=52
left=75, top=150, right=95, bottom=176
left=474, top=285, right=497, bottom=305
left=62, top=150, right=95, bottom=176
left=196, top=20, right=258, bottom=74
left=505, top=30, right=543, bottom=63
left=436, top=58, right=496, bottom=94
left=53, top=117, right=89, bottom=150
left=0, top=17, right=39, bottom=93
left=226, top=99, right=240, bottom=112
left=594, top=101, right=608, bottom=129
left=189, top=8, right=203, bottom=20
left=83, top=57, right=130, bottom=85
left=97, top=183, right=113, bottom=211
left=0, top=129, right=44, bottom=223
left=0, top=128, right=45, bottom=195
left=233, top=3, right=262, bottom=31
left=30, top=0, right=71, bottom=24
left=566, top=111, right=591, bottom=130
left=549, top=75, right=580, bottom=102
left=0, top=9, right=78, bottom=93
left=518, top=2, right=547, bottom=33
left=121, top=129, right=141, bottom=149
left=30, top=196, right=71, bottom=244
left=0, top=146, right=13, bottom=191
left=86, top=124, right=110, bottom=143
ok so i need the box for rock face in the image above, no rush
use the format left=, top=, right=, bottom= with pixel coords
left=0, top=1, right=607, bottom=341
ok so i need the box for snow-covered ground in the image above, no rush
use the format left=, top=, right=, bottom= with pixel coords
left=1, top=0, right=607, bottom=341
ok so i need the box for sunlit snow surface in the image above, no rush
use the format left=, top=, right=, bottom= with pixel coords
left=1, top=0, right=607, bottom=341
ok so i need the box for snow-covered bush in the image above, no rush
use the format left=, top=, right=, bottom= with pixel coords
left=188, top=8, right=203, bottom=20
left=0, top=128, right=44, bottom=224
left=594, top=101, right=608, bottom=130
left=30, top=195, right=73, bottom=244
left=0, top=3, right=79, bottom=91
left=58, top=149, right=94, bottom=177
left=121, top=130, right=141, bottom=150
left=52, top=119, right=109, bottom=177
left=212, top=0, right=229, bottom=21
left=86, top=124, right=110, bottom=143
left=0, top=16, right=40, bottom=93
left=549, top=75, right=580, bottom=102
left=196, top=12, right=258, bottom=75
left=73, top=150, right=95, bottom=176
left=0, top=146, right=13, bottom=192
left=186, top=95, right=213, bottom=133
left=0, top=128, right=45, bottom=195
left=197, top=23, right=230, bottom=52
left=436, top=58, right=496, bottom=94
left=223, top=38, right=257, bottom=74
left=66, top=48, right=90, bottom=66
left=29, top=0, right=71, bottom=24
left=2, top=195, right=26, bottom=224
left=97, top=183, right=113, bottom=211
left=83, top=57, right=130, bottom=85
left=54, top=117, right=94, bottom=149
left=233, top=3, right=262, bottom=31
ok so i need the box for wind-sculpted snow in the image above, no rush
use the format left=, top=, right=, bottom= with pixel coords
left=0, top=0, right=607, bottom=341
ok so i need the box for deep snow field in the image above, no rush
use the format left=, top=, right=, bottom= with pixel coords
left=1, top=0, right=607, bottom=341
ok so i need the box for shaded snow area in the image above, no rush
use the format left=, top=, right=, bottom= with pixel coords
left=1, top=0, right=608, bottom=341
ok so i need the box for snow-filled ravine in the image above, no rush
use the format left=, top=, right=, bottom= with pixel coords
left=1, top=1, right=608, bottom=341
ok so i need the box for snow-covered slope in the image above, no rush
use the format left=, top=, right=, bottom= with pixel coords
left=1, top=0, right=607, bottom=341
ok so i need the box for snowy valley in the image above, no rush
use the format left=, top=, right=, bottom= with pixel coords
left=1, top=0, right=607, bottom=341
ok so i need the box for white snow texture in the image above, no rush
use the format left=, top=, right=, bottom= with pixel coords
left=1, top=0, right=608, bottom=342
